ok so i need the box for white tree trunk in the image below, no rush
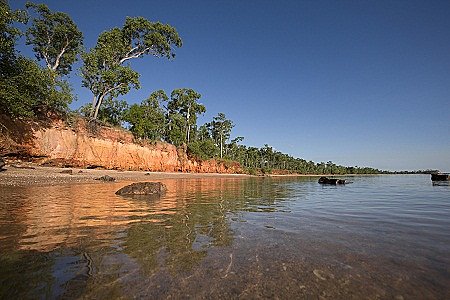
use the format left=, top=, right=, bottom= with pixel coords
left=220, top=134, right=223, bottom=158
left=186, top=106, right=191, bottom=143
left=93, top=94, right=105, bottom=119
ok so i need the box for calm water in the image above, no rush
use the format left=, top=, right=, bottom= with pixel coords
left=0, top=175, right=449, bottom=299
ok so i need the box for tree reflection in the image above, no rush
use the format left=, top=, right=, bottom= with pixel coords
left=124, top=177, right=298, bottom=274
left=0, top=176, right=303, bottom=298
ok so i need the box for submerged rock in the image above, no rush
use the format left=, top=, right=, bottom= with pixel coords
left=60, top=169, right=73, bottom=174
left=115, top=182, right=167, bottom=196
left=95, top=175, right=116, bottom=182
left=318, top=177, right=346, bottom=185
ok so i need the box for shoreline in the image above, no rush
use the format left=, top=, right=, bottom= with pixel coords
left=0, top=164, right=250, bottom=187
left=0, top=163, right=385, bottom=187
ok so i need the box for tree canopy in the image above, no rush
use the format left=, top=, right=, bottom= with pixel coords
left=167, top=88, right=205, bottom=144
left=0, top=2, right=27, bottom=63
left=0, top=2, right=71, bottom=118
left=124, top=90, right=167, bottom=140
left=25, top=2, right=83, bottom=76
left=211, top=112, right=234, bottom=158
left=81, top=16, right=182, bottom=120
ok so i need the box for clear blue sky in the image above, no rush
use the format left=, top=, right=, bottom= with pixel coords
left=12, top=0, right=450, bottom=171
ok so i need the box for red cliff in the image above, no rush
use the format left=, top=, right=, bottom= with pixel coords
left=0, top=116, right=242, bottom=174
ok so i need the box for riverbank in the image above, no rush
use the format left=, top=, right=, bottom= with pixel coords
left=0, top=163, right=253, bottom=187
left=0, top=162, right=353, bottom=186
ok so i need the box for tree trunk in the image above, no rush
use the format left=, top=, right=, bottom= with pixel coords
left=186, top=106, right=191, bottom=143
left=92, top=94, right=105, bottom=119
left=220, top=134, right=223, bottom=158
left=89, top=95, right=97, bottom=117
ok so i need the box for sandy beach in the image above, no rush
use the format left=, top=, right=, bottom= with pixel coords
left=0, top=164, right=251, bottom=187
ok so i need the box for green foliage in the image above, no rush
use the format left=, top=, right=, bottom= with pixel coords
left=25, top=2, right=83, bottom=76
left=245, top=167, right=258, bottom=176
left=81, top=16, right=182, bottom=119
left=167, top=88, right=205, bottom=144
left=187, top=139, right=217, bottom=160
left=0, top=2, right=27, bottom=64
left=80, top=97, right=128, bottom=126
left=0, top=3, right=71, bottom=118
left=0, top=56, right=72, bottom=117
left=211, top=112, right=234, bottom=158
left=231, top=142, right=382, bottom=175
left=165, top=112, right=185, bottom=146
left=124, top=90, right=167, bottom=140
left=196, top=123, right=211, bottom=141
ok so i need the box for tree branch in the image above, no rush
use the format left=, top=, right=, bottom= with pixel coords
left=52, top=37, right=69, bottom=71
left=104, top=82, right=126, bottom=96
left=42, top=52, right=52, bottom=70
left=119, top=47, right=150, bottom=64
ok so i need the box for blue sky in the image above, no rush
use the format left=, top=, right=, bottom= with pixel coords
left=12, top=0, right=450, bottom=171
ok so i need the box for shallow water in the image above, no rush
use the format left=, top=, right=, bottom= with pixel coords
left=0, top=175, right=449, bottom=299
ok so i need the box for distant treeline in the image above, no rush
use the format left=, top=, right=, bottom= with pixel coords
left=1, top=2, right=382, bottom=175
left=388, top=170, right=440, bottom=175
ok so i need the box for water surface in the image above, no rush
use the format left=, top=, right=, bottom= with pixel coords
left=0, top=175, right=449, bottom=299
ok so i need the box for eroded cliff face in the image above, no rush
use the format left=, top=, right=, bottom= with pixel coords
left=1, top=116, right=241, bottom=174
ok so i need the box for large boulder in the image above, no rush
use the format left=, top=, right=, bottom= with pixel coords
left=116, top=182, right=167, bottom=196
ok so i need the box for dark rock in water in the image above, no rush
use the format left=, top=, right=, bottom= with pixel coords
left=95, top=175, right=116, bottom=182
left=0, top=157, right=5, bottom=171
left=318, top=176, right=346, bottom=185
left=60, top=169, right=73, bottom=174
left=431, top=173, right=449, bottom=181
left=116, top=182, right=167, bottom=196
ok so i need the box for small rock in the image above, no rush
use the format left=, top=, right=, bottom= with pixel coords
left=78, top=170, right=83, bottom=173
left=313, top=269, right=326, bottom=281
left=116, top=182, right=167, bottom=196
left=95, top=175, right=116, bottom=182
left=0, top=157, right=5, bottom=171
left=10, top=164, right=35, bottom=170
left=60, top=169, right=73, bottom=174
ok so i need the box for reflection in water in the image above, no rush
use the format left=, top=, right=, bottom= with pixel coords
left=0, top=175, right=449, bottom=298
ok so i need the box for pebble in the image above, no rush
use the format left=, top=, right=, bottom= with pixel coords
left=313, top=269, right=326, bottom=281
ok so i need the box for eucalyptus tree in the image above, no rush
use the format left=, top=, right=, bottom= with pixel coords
left=211, top=112, right=234, bottom=158
left=25, top=2, right=83, bottom=76
left=124, top=90, right=167, bottom=140
left=79, top=97, right=128, bottom=126
left=226, top=136, right=244, bottom=161
left=81, top=17, right=182, bottom=119
left=197, top=123, right=212, bottom=141
left=167, top=88, right=205, bottom=144
left=0, top=2, right=72, bottom=118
